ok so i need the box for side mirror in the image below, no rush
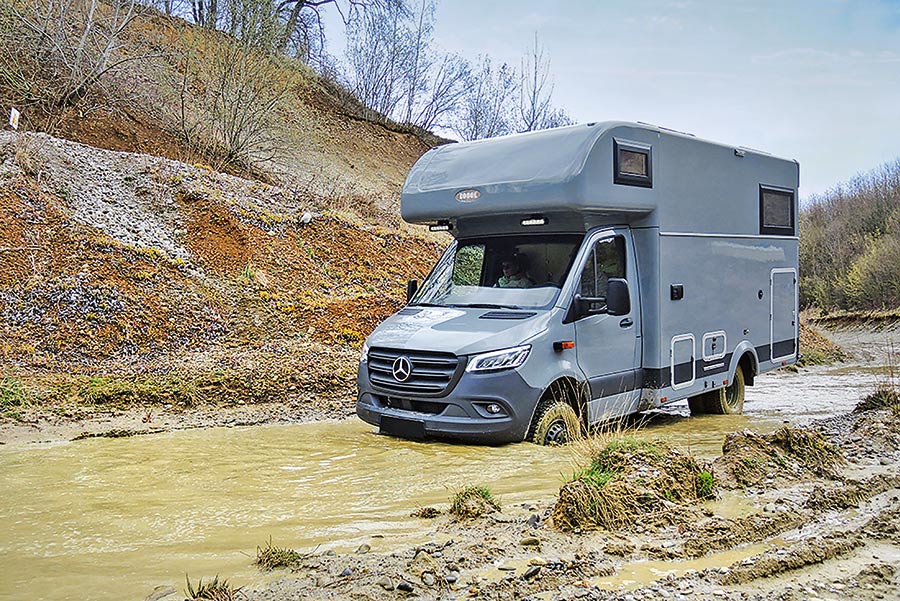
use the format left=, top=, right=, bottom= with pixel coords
left=571, top=294, right=603, bottom=320
left=607, top=279, right=631, bottom=316
left=406, top=279, right=419, bottom=303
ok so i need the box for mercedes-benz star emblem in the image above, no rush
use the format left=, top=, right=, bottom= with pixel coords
left=392, top=356, right=412, bottom=382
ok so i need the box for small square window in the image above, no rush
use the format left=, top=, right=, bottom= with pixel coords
left=759, top=186, right=795, bottom=236
left=614, top=139, right=652, bottom=188
left=619, top=150, right=647, bottom=176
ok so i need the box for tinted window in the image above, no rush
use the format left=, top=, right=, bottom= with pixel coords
left=614, top=139, right=652, bottom=188
left=759, top=186, right=795, bottom=235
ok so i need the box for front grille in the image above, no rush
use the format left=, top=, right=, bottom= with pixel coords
left=367, top=347, right=461, bottom=396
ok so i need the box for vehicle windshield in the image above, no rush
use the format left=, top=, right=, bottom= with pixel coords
left=411, top=234, right=584, bottom=310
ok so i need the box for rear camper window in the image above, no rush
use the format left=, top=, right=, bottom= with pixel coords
left=614, top=139, right=652, bottom=188
left=759, top=186, right=795, bottom=236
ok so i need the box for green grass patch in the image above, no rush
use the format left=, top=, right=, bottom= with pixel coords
left=1, top=377, right=31, bottom=417
left=696, top=470, right=715, bottom=499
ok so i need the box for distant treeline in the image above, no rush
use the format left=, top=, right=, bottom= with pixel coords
left=800, top=159, right=900, bottom=311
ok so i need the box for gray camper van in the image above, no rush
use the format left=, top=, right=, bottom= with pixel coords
left=356, top=121, right=799, bottom=445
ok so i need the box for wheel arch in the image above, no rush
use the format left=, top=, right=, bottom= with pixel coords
left=523, top=374, right=589, bottom=440
left=729, top=341, right=758, bottom=387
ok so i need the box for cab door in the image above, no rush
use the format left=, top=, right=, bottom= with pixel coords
left=570, top=230, right=641, bottom=422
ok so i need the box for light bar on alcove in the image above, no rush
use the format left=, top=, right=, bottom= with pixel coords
left=429, top=220, right=451, bottom=232
left=521, top=215, right=547, bottom=227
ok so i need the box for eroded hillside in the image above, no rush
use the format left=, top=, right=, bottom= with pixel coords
left=0, top=131, right=442, bottom=422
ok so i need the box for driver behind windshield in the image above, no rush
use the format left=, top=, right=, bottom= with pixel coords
left=496, top=255, right=534, bottom=288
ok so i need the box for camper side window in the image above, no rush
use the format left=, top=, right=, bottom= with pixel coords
left=578, top=237, right=625, bottom=302
left=614, top=139, right=652, bottom=188
left=759, top=186, right=795, bottom=236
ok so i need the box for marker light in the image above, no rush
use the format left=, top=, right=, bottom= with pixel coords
left=429, top=220, right=451, bottom=232
left=521, top=215, right=547, bottom=227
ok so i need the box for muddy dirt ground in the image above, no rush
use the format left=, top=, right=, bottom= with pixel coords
left=230, top=400, right=900, bottom=601
left=4, top=327, right=898, bottom=601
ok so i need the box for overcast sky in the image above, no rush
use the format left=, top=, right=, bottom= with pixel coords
left=331, top=0, right=900, bottom=199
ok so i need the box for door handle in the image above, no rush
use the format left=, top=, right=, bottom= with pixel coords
left=619, top=318, right=633, bottom=328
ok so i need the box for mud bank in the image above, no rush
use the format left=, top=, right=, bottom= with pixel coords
left=230, top=401, right=900, bottom=601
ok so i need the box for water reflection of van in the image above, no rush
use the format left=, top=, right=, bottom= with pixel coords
left=357, top=121, right=799, bottom=445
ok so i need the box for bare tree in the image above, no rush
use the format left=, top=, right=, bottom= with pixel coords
left=517, top=33, right=572, bottom=132
left=341, top=0, right=468, bottom=130
left=411, top=53, right=468, bottom=130
left=343, top=2, right=410, bottom=120
left=4, top=0, right=143, bottom=119
left=451, top=56, right=516, bottom=141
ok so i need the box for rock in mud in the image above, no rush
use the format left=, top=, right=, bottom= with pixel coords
left=523, top=565, right=541, bottom=580
left=396, top=580, right=414, bottom=592
left=375, top=576, right=394, bottom=591
left=519, top=535, right=541, bottom=546
left=144, top=586, right=177, bottom=601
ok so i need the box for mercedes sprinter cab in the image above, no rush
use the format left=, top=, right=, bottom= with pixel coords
left=357, top=121, right=800, bottom=445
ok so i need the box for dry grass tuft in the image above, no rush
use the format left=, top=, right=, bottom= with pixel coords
left=713, top=426, right=845, bottom=488
left=185, top=574, right=243, bottom=600
left=255, top=538, right=304, bottom=571
left=553, top=433, right=713, bottom=531
left=411, top=506, right=441, bottom=518
left=449, top=485, right=500, bottom=519
left=796, top=322, right=849, bottom=367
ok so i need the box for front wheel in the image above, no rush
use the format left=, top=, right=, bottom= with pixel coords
left=528, top=381, right=583, bottom=445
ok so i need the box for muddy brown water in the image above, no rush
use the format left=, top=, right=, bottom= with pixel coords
left=1, top=327, right=896, bottom=601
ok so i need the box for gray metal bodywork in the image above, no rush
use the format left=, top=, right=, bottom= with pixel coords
left=357, top=121, right=800, bottom=443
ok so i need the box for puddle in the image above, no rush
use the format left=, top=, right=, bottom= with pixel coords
left=0, top=421, right=581, bottom=601
left=593, top=542, right=775, bottom=590
left=0, top=350, right=891, bottom=601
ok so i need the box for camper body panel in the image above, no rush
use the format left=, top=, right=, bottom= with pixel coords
left=644, top=232, right=798, bottom=405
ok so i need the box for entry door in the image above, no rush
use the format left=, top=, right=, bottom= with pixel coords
left=770, top=268, right=797, bottom=361
left=572, top=233, right=640, bottom=421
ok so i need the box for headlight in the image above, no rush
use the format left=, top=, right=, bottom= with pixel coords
left=465, top=345, right=531, bottom=373
left=360, top=342, right=370, bottom=364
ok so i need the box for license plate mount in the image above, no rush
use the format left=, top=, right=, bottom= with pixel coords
left=379, top=415, right=426, bottom=439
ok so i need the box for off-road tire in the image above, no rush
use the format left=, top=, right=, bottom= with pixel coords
left=704, top=366, right=746, bottom=414
left=529, top=398, right=581, bottom=445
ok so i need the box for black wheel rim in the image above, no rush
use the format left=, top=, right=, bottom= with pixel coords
left=545, top=419, right=569, bottom=444
left=725, top=379, right=739, bottom=409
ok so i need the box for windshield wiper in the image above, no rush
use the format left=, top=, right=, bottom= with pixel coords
left=453, top=303, right=523, bottom=310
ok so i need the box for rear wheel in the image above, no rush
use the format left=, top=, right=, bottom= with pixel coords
left=528, top=381, right=583, bottom=445
left=705, top=366, right=746, bottom=415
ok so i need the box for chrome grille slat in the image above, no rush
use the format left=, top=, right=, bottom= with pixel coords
left=367, top=347, right=460, bottom=395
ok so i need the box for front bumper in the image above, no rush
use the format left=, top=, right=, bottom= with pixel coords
left=356, top=362, right=542, bottom=444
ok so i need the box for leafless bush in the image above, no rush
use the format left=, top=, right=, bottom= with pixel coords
left=174, top=35, right=290, bottom=171
left=800, top=158, right=900, bottom=311
left=0, top=0, right=145, bottom=126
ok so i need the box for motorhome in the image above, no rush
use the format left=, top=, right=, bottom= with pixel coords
left=356, top=121, right=799, bottom=444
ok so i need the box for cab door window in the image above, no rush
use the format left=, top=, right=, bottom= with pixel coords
left=578, top=236, right=626, bottom=303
